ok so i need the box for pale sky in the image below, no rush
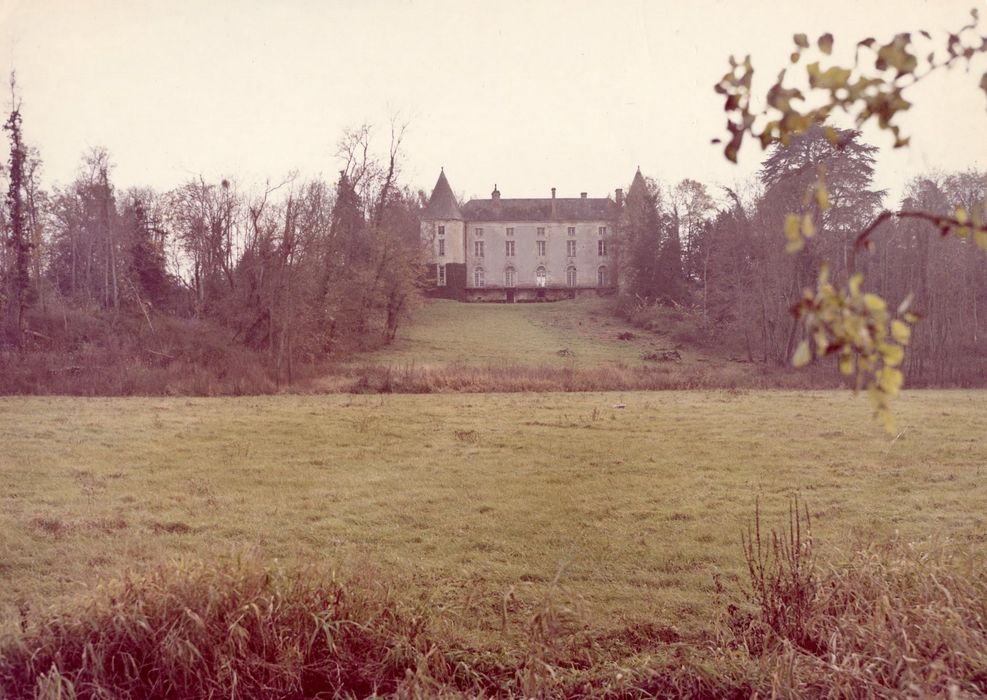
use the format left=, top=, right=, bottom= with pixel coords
left=1, top=0, right=985, bottom=206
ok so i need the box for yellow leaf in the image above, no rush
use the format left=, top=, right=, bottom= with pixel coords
left=838, top=352, right=854, bottom=376
left=792, top=340, right=812, bottom=368
left=801, top=214, right=815, bottom=238
left=879, top=367, right=904, bottom=396
left=784, top=214, right=801, bottom=241
left=881, top=343, right=904, bottom=367
left=848, top=273, right=863, bottom=296
left=956, top=206, right=968, bottom=224
left=812, top=66, right=852, bottom=90
left=890, top=320, right=910, bottom=345
left=863, top=293, right=886, bottom=312
left=975, top=229, right=987, bottom=250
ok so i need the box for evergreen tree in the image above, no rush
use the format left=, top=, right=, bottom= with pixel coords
left=619, top=169, right=663, bottom=300
left=655, top=211, right=687, bottom=303
left=2, top=78, right=30, bottom=347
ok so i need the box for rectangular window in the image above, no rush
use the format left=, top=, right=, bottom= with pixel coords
left=598, top=240, right=607, bottom=256
left=505, top=240, right=515, bottom=257
left=567, top=240, right=576, bottom=257
left=537, top=227, right=545, bottom=237
left=438, top=238, right=445, bottom=256
left=474, top=240, right=484, bottom=257
left=506, top=227, right=514, bottom=237
left=598, top=226, right=607, bottom=236
left=536, top=240, right=546, bottom=256
left=437, top=264, right=446, bottom=286
left=567, top=226, right=576, bottom=236
left=438, top=225, right=445, bottom=236
left=475, top=227, right=483, bottom=237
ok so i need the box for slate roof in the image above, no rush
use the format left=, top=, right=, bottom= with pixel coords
left=460, top=197, right=615, bottom=222
left=424, top=170, right=463, bottom=220
left=627, top=167, right=648, bottom=200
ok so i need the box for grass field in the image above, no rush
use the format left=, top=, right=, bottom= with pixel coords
left=357, top=297, right=713, bottom=368
left=2, top=389, right=984, bottom=650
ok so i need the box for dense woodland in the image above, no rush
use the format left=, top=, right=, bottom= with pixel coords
left=617, top=126, right=987, bottom=387
left=0, top=101, right=425, bottom=392
left=1, top=94, right=986, bottom=391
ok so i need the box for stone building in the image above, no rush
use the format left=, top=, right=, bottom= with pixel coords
left=421, top=169, right=630, bottom=302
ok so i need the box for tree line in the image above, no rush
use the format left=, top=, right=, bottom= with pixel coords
left=617, top=125, right=987, bottom=387
left=0, top=97, right=424, bottom=381
left=3, top=80, right=985, bottom=390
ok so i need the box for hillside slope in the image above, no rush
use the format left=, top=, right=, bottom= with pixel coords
left=358, top=298, right=711, bottom=369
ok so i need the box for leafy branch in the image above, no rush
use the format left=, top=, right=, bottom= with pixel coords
left=714, top=9, right=987, bottom=430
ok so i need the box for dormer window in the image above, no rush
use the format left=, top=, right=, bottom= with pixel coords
left=567, top=226, right=576, bottom=236
left=475, top=228, right=483, bottom=237
left=537, top=227, right=545, bottom=237
left=438, top=225, right=445, bottom=236
left=506, top=227, right=514, bottom=237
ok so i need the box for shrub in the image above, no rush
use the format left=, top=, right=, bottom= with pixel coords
left=0, top=559, right=440, bottom=699
left=717, top=502, right=987, bottom=697
left=2, top=510, right=984, bottom=698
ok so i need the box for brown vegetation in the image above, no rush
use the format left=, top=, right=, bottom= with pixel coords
left=2, top=506, right=984, bottom=699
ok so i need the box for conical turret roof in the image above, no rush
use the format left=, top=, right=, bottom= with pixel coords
left=627, top=166, right=648, bottom=199
left=424, top=169, right=463, bottom=220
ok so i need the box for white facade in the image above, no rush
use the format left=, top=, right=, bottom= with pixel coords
left=420, top=171, right=620, bottom=301
left=464, top=220, right=611, bottom=289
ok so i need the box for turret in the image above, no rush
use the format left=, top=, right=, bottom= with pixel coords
left=421, top=169, right=467, bottom=298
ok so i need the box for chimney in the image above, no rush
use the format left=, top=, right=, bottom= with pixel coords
left=580, top=192, right=587, bottom=199
left=491, top=184, right=500, bottom=200
left=551, top=187, right=556, bottom=199
left=550, top=187, right=557, bottom=218
left=615, top=188, right=624, bottom=207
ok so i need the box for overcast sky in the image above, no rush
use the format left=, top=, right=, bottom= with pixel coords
left=1, top=0, right=984, bottom=206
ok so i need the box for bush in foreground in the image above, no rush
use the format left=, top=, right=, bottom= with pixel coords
left=2, top=519, right=985, bottom=698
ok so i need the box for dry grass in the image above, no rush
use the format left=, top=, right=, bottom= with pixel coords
left=1, top=526, right=984, bottom=698
left=316, top=360, right=838, bottom=393
left=1, top=390, right=984, bottom=640
left=0, top=559, right=437, bottom=698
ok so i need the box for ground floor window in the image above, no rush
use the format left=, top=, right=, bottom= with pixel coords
left=474, top=267, right=484, bottom=288
left=566, top=266, right=577, bottom=287
left=438, top=264, right=446, bottom=286
left=597, top=265, right=607, bottom=287
left=505, top=267, right=516, bottom=288
left=536, top=266, right=546, bottom=287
